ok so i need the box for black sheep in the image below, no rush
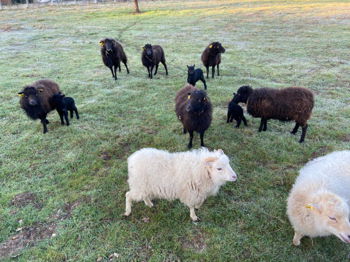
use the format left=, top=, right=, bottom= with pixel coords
left=175, top=84, right=212, bottom=148
left=52, top=93, right=79, bottom=126
left=18, top=79, right=61, bottom=133
left=232, top=85, right=314, bottom=143
left=227, top=94, right=247, bottom=128
left=141, top=44, right=168, bottom=79
left=201, top=42, right=225, bottom=79
left=187, top=65, right=207, bottom=90
left=100, top=38, right=129, bottom=80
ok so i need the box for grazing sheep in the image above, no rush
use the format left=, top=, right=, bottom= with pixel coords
left=287, top=150, right=350, bottom=245
left=124, top=148, right=237, bottom=221
left=18, top=79, right=61, bottom=133
left=227, top=94, right=247, bottom=128
left=100, top=38, right=129, bottom=80
left=232, top=85, right=314, bottom=143
left=141, top=44, right=168, bottom=79
left=187, top=65, right=207, bottom=90
left=175, top=84, right=212, bottom=148
left=52, top=93, right=79, bottom=126
left=201, top=42, right=225, bottom=79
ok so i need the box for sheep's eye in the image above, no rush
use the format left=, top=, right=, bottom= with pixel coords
left=217, top=168, right=222, bottom=171
left=328, top=216, right=337, bottom=221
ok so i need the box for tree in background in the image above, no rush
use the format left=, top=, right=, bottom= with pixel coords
left=134, top=0, right=140, bottom=13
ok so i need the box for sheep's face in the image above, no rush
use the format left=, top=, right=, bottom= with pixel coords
left=205, top=150, right=237, bottom=184
left=185, top=90, right=209, bottom=114
left=102, top=39, right=115, bottom=54
left=143, top=44, right=153, bottom=57
left=187, top=65, right=195, bottom=75
left=308, top=192, right=350, bottom=243
left=232, top=85, right=253, bottom=104
left=209, top=42, right=225, bottom=54
left=18, top=86, right=42, bottom=107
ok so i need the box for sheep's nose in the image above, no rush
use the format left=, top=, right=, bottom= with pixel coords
left=185, top=105, right=191, bottom=112
left=29, top=99, right=37, bottom=106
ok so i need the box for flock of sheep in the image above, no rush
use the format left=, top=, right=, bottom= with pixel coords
left=17, top=38, right=350, bottom=246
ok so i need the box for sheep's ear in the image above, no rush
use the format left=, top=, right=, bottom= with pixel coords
left=233, top=92, right=236, bottom=96
left=209, top=45, right=213, bottom=48
left=305, top=203, right=321, bottom=213
left=99, top=40, right=105, bottom=46
left=18, top=92, right=24, bottom=97
left=215, top=149, right=224, bottom=155
left=204, top=157, right=218, bottom=166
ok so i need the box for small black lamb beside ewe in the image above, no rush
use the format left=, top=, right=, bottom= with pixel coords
left=142, top=44, right=168, bottom=79
left=175, top=84, right=212, bottom=148
left=52, top=93, right=79, bottom=126
left=201, top=42, right=225, bottom=79
left=227, top=94, right=247, bottom=128
left=187, top=65, right=207, bottom=90
left=18, top=79, right=61, bottom=133
left=100, top=38, right=129, bottom=80
left=232, top=85, right=314, bottom=142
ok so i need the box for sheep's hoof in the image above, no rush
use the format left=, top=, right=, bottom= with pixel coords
left=191, top=216, right=201, bottom=222
left=123, top=212, right=131, bottom=217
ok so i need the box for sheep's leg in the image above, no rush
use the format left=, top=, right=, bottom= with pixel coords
left=188, top=130, right=194, bottom=148
left=242, top=115, right=248, bottom=126
left=74, top=107, right=80, bottom=119
left=226, top=112, right=231, bottom=123
left=299, top=125, right=308, bottom=143
left=161, top=61, right=168, bottom=75
left=263, top=119, right=268, bottom=131
left=211, top=65, right=215, bottom=78
left=118, top=64, right=121, bottom=72
left=291, top=123, right=300, bottom=134
left=41, top=117, right=48, bottom=134
left=147, top=67, right=151, bottom=78
left=183, top=127, right=187, bottom=134
left=113, top=66, right=117, bottom=80
left=154, top=64, right=159, bottom=75
left=124, top=191, right=133, bottom=216
left=217, top=64, right=220, bottom=76
left=200, top=75, right=207, bottom=90
left=57, top=110, right=64, bottom=125
left=143, top=197, right=153, bottom=208
left=150, top=66, right=154, bottom=79
left=109, top=67, right=115, bottom=79
left=235, top=119, right=241, bottom=128
left=258, top=118, right=264, bottom=132
left=200, top=131, right=205, bottom=147
left=70, top=110, right=74, bottom=119
left=293, top=231, right=303, bottom=246
left=206, top=66, right=209, bottom=79
left=124, top=62, right=130, bottom=74
left=64, top=111, right=69, bottom=126
left=189, top=207, right=199, bottom=222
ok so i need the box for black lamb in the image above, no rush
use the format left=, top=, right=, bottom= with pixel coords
left=142, top=44, right=168, bottom=79
left=100, top=38, right=129, bottom=80
left=187, top=65, right=207, bottom=90
left=52, top=93, right=79, bottom=126
left=175, top=84, right=212, bottom=148
left=227, top=94, right=247, bottom=128
left=201, top=42, right=225, bottom=78
left=18, top=79, right=61, bottom=133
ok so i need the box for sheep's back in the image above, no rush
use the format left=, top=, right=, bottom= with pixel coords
left=114, top=41, right=127, bottom=63
left=33, top=80, right=61, bottom=112
left=152, top=45, right=165, bottom=62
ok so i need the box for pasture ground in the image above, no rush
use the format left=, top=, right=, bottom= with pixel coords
left=1, top=0, right=350, bottom=261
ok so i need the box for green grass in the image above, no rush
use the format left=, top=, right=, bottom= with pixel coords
left=1, top=0, right=350, bottom=261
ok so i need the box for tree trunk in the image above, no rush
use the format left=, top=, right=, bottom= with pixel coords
left=134, top=0, right=140, bottom=13
left=26, top=0, right=29, bottom=8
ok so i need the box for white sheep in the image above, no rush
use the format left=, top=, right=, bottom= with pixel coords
left=287, top=150, right=350, bottom=245
left=124, top=147, right=237, bottom=221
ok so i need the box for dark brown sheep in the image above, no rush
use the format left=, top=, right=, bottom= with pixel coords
left=232, top=85, right=314, bottom=143
left=100, top=38, right=129, bottom=80
left=18, top=79, right=61, bottom=133
left=201, top=42, right=225, bottom=79
left=175, top=84, right=212, bottom=148
left=142, top=44, right=168, bottom=79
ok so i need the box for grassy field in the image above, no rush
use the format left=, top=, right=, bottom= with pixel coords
left=1, top=0, right=350, bottom=261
